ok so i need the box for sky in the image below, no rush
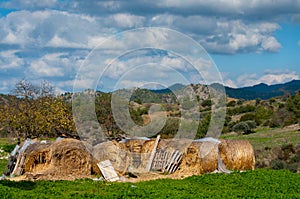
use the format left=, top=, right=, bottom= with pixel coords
left=0, top=0, right=300, bottom=94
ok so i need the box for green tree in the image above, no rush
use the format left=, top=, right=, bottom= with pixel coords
left=254, top=105, right=273, bottom=126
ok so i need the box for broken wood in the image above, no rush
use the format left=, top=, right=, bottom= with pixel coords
left=97, top=160, right=119, bottom=182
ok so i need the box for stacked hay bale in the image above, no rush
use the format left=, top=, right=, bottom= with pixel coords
left=9, top=137, right=255, bottom=181
left=176, top=139, right=255, bottom=176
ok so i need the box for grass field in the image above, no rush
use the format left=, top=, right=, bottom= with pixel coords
left=0, top=128, right=299, bottom=198
left=220, top=126, right=300, bottom=150
left=0, top=169, right=299, bottom=198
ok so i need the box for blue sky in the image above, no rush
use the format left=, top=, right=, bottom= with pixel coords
left=0, top=0, right=300, bottom=93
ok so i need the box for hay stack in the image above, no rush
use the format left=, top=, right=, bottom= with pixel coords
left=49, top=139, right=94, bottom=176
left=141, top=139, right=156, bottom=153
left=219, top=139, right=255, bottom=170
left=92, top=141, right=129, bottom=175
left=22, top=138, right=98, bottom=180
left=117, top=139, right=154, bottom=173
left=177, top=141, right=219, bottom=175
left=23, top=142, right=51, bottom=173
left=158, top=139, right=193, bottom=153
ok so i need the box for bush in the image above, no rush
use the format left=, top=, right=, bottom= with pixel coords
left=270, top=160, right=287, bottom=170
left=226, top=100, right=236, bottom=107
left=240, top=113, right=256, bottom=122
left=232, top=120, right=256, bottom=135
left=228, top=105, right=255, bottom=115
left=201, top=99, right=212, bottom=107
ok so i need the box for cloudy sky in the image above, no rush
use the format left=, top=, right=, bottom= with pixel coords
left=0, top=0, right=300, bottom=93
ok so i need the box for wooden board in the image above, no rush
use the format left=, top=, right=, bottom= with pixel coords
left=97, top=160, right=119, bottom=182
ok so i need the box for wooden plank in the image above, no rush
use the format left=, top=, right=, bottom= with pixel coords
left=97, top=160, right=119, bottom=182
left=146, top=135, right=160, bottom=171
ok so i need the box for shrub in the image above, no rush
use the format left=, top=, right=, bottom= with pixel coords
left=270, top=160, right=287, bottom=170
left=240, top=113, right=256, bottom=122
left=232, top=120, right=256, bottom=135
left=226, top=100, right=236, bottom=107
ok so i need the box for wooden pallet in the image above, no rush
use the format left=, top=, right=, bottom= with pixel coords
left=151, top=149, right=182, bottom=174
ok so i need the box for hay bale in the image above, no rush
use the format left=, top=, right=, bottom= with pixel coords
left=141, top=139, right=156, bottom=153
left=117, top=139, right=154, bottom=173
left=158, top=139, right=193, bottom=153
left=21, top=138, right=97, bottom=180
left=93, top=141, right=129, bottom=175
left=50, top=138, right=93, bottom=176
left=196, top=142, right=219, bottom=173
left=177, top=141, right=219, bottom=175
left=219, top=139, right=255, bottom=170
left=24, top=142, right=51, bottom=173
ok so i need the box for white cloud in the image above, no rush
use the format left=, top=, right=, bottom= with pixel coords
left=2, top=0, right=57, bottom=10
left=110, top=13, right=145, bottom=28
left=0, top=9, right=283, bottom=54
left=236, top=71, right=300, bottom=87
left=199, top=20, right=281, bottom=54
left=0, top=1, right=298, bottom=93
left=0, top=10, right=102, bottom=49
left=261, top=36, right=281, bottom=52
left=26, top=52, right=85, bottom=79
left=0, top=50, right=23, bottom=69
left=28, top=55, right=65, bottom=77
left=46, top=35, right=86, bottom=48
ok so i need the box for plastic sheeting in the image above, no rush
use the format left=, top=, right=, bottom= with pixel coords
left=10, top=145, right=19, bottom=157
left=18, top=139, right=34, bottom=154
left=194, top=137, right=231, bottom=174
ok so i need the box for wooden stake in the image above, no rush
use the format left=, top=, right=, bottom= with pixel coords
left=146, top=135, right=160, bottom=172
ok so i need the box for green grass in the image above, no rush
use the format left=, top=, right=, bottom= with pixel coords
left=0, top=159, right=7, bottom=174
left=0, top=129, right=299, bottom=198
left=221, top=127, right=300, bottom=150
left=0, top=169, right=299, bottom=198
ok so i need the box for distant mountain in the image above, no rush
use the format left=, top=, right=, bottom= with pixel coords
left=135, top=80, right=300, bottom=101
left=39, top=79, right=300, bottom=103
left=150, top=83, right=185, bottom=94
left=225, top=80, right=300, bottom=100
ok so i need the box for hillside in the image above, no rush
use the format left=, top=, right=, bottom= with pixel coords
left=132, top=80, right=300, bottom=102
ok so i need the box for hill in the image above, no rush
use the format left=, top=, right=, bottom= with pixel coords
left=134, top=80, right=300, bottom=102
left=225, top=80, right=300, bottom=100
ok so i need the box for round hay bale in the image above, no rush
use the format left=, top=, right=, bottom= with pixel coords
left=24, top=142, right=52, bottom=173
left=21, top=138, right=97, bottom=180
left=50, top=138, right=93, bottom=176
left=196, top=142, right=219, bottom=173
left=158, top=139, right=192, bottom=153
left=177, top=141, right=219, bottom=175
left=177, top=143, right=203, bottom=175
left=93, top=141, right=130, bottom=175
left=141, top=139, right=155, bottom=153
left=219, top=139, right=255, bottom=170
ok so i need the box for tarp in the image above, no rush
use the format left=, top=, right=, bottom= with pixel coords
left=193, top=137, right=231, bottom=174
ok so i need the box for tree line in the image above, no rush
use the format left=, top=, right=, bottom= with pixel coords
left=1, top=80, right=300, bottom=139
